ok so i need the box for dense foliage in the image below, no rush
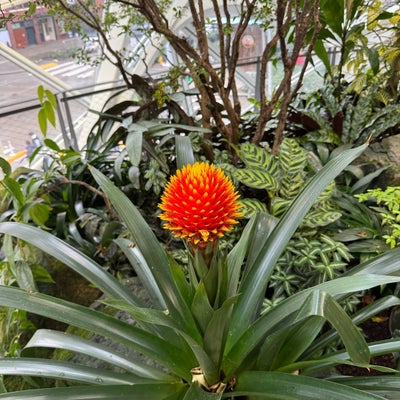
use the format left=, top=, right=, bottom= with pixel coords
left=0, top=0, right=399, bottom=398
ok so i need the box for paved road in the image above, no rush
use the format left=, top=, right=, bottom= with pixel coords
left=0, top=39, right=98, bottom=165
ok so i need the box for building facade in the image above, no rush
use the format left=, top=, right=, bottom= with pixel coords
left=0, top=2, right=68, bottom=49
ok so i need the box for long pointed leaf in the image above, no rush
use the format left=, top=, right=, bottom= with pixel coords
left=90, top=166, right=200, bottom=341
left=22, top=329, right=172, bottom=380
left=255, top=291, right=369, bottom=371
left=0, top=286, right=194, bottom=380
left=102, top=298, right=219, bottom=385
left=330, top=375, right=400, bottom=397
left=227, top=213, right=276, bottom=298
left=284, top=338, right=400, bottom=375
left=0, top=358, right=144, bottom=385
left=222, top=274, right=400, bottom=377
left=232, top=371, right=385, bottom=399
left=0, top=383, right=187, bottom=400
left=304, top=295, right=400, bottom=359
left=296, top=291, right=369, bottom=364
left=0, top=222, right=140, bottom=306
left=256, top=316, right=324, bottom=371
left=175, top=135, right=195, bottom=169
left=345, top=245, right=400, bottom=276
left=115, top=238, right=166, bottom=309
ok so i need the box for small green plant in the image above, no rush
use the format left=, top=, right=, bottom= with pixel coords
left=37, top=85, right=57, bottom=136
left=356, top=186, right=400, bottom=249
left=230, top=139, right=341, bottom=228
left=288, top=82, right=400, bottom=149
left=271, top=234, right=352, bottom=293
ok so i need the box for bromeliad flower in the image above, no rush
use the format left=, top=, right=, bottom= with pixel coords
left=159, top=162, right=242, bottom=247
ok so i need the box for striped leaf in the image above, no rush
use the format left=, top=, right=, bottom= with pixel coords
left=280, top=172, right=305, bottom=199
left=303, top=211, right=342, bottom=228
left=234, top=168, right=279, bottom=191
left=316, top=181, right=336, bottom=203
left=270, top=197, right=292, bottom=217
left=279, top=139, right=307, bottom=175
left=239, top=143, right=275, bottom=170
left=238, top=199, right=268, bottom=218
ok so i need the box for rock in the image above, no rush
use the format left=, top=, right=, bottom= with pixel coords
left=357, top=134, right=400, bottom=188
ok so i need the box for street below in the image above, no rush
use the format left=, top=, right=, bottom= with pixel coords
left=0, top=38, right=98, bottom=164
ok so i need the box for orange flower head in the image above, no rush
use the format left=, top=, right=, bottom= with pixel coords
left=159, top=162, right=242, bottom=247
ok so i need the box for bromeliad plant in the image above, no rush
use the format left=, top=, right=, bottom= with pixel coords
left=2, top=143, right=400, bottom=398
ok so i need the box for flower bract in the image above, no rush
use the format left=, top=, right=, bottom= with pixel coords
left=159, top=162, right=242, bottom=247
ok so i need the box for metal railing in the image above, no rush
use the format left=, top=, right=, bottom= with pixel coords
left=0, top=50, right=333, bottom=162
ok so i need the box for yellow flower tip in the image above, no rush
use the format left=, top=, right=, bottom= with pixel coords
left=158, top=162, right=242, bottom=247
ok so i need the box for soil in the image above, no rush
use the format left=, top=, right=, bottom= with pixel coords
left=40, top=265, right=101, bottom=331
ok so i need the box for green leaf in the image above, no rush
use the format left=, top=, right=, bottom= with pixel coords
left=313, top=38, right=332, bottom=75
left=346, top=244, right=400, bottom=276
left=45, top=88, right=57, bottom=109
left=242, top=212, right=278, bottom=279
left=44, top=101, right=56, bottom=127
left=303, top=295, right=400, bottom=361
left=0, top=157, right=11, bottom=176
left=232, top=371, right=384, bottom=399
left=0, top=358, right=145, bottom=385
left=31, top=264, right=55, bottom=283
left=290, top=338, right=400, bottom=376
left=302, top=211, right=342, bottom=227
left=126, top=128, right=143, bottom=166
left=0, top=383, right=187, bottom=399
left=256, top=316, right=324, bottom=371
left=227, top=215, right=260, bottom=298
left=115, top=238, right=166, bottom=309
left=330, top=375, right=400, bottom=397
left=203, top=296, right=238, bottom=366
left=368, top=48, right=380, bottom=75
left=191, top=283, right=214, bottom=333
left=238, top=198, right=268, bottom=218
left=23, top=329, right=173, bottom=380
left=28, top=202, right=51, bottom=227
left=239, top=143, right=274, bottom=170
left=14, top=260, right=37, bottom=292
left=102, top=299, right=172, bottom=328
left=101, top=297, right=219, bottom=384
left=297, top=291, right=369, bottom=365
left=320, top=0, right=344, bottom=36
left=257, top=290, right=369, bottom=371
left=234, top=168, right=279, bottom=191
left=38, top=107, right=47, bottom=135
left=0, top=222, right=140, bottom=306
left=175, top=135, right=195, bottom=169
left=279, top=138, right=307, bottom=174
left=4, top=176, right=24, bottom=207
left=270, top=197, right=291, bottom=217
left=43, top=138, right=61, bottom=152
left=37, top=85, right=45, bottom=103
left=168, top=254, right=194, bottom=307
